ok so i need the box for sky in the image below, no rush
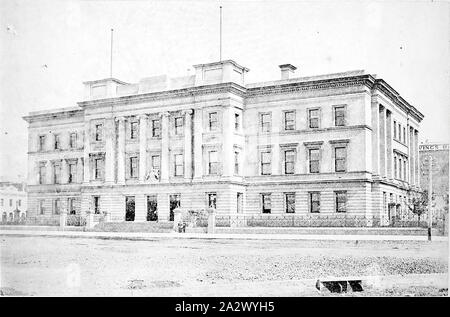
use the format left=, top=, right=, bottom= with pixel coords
left=0, top=0, right=449, bottom=182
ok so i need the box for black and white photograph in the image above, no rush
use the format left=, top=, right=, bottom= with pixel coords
left=0, top=0, right=449, bottom=302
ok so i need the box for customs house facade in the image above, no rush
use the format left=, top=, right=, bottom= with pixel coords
left=23, top=60, right=423, bottom=226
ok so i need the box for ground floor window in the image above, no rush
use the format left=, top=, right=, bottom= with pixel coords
left=309, top=192, right=320, bottom=213
left=53, top=198, right=61, bottom=215
left=207, top=193, right=217, bottom=209
left=147, top=195, right=158, bottom=221
left=38, top=200, right=45, bottom=215
left=335, top=191, right=347, bottom=213
left=285, top=193, right=295, bottom=213
left=93, top=196, right=100, bottom=214
left=261, top=194, right=272, bottom=213
left=237, top=193, right=243, bottom=213
left=125, top=196, right=135, bottom=221
left=68, top=198, right=76, bottom=215
left=169, top=194, right=181, bottom=221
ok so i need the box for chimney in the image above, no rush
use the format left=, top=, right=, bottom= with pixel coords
left=279, top=64, right=297, bottom=80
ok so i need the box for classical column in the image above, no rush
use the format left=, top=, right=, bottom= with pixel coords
left=46, top=160, right=53, bottom=184
left=386, top=110, right=393, bottom=179
left=160, top=112, right=170, bottom=182
left=104, top=118, right=116, bottom=184
left=193, top=108, right=203, bottom=180
left=379, top=106, right=387, bottom=177
left=409, top=127, right=414, bottom=185
left=138, top=114, right=148, bottom=182
left=77, top=157, right=84, bottom=183
left=183, top=109, right=194, bottom=179
left=61, top=159, right=68, bottom=184
left=116, top=116, right=126, bottom=184
left=415, top=130, right=420, bottom=187
left=83, top=121, right=91, bottom=183
left=372, top=102, right=380, bottom=176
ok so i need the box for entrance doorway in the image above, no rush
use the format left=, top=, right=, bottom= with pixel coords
left=125, top=196, right=135, bottom=221
left=169, top=194, right=181, bottom=221
left=147, top=195, right=158, bottom=221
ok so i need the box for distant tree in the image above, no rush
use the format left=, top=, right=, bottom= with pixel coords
left=408, top=190, right=428, bottom=226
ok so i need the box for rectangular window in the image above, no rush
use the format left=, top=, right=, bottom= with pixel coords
left=130, top=121, right=139, bottom=140
left=93, top=196, right=100, bottom=214
left=335, top=147, right=347, bottom=172
left=394, top=157, right=397, bottom=178
left=39, top=164, right=46, bottom=184
left=54, top=134, right=60, bottom=150
left=261, top=194, right=271, bottom=214
left=53, top=161, right=61, bottom=184
left=234, top=151, right=240, bottom=175
left=39, top=200, right=44, bottom=215
left=403, top=127, right=406, bottom=143
left=398, top=123, right=401, bottom=140
left=285, top=193, right=295, bottom=213
left=208, top=151, right=219, bottom=175
left=284, top=111, right=295, bottom=130
left=95, top=124, right=103, bottom=141
left=309, top=192, right=320, bottom=213
left=39, top=135, right=46, bottom=151
left=174, top=154, right=184, bottom=176
left=18, top=200, right=21, bottom=207
left=174, top=117, right=184, bottom=135
left=209, top=112, right=218, bottom=131
left=53, top=199, right=61, bottom=215
left=235, top=113, right=240, bottom=131
left=207, top=193, right=217, bottom=209
left=260, top=113, right=271, bottom=132
left=308, top=109, right=320, bottom=128
left=284, top=149, right=295, bottom=174
left=398, top=158, right=402, bottom=179
left=9, top=199, right=12, bottom=207
left=94, top=158, right=104, bottom=180
left=152, top=119, right=161, bottom=138
left=69, top=133, right=77, bottom=149
left=334, top=106, right=346, bottom=126
left=309, top=148, right=320, bottom=173
left=68, top=198, right=76, bottom=215
left=68, top=162, right=77, bottom=183
left=260, top=151, right=271, bottom=175
left=335, top=191, right=347, bottom=213
left=404, top=160, right=407, bottom=181
left=151, top=155, right=160, bottom=175
left=130, top=156, right=138, bottom=178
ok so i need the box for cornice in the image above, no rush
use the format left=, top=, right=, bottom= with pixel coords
left=23, top=108, right=84, bottom=124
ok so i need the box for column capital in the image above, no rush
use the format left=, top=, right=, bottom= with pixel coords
left=160, top=111, right=170, bottom=118
left=182, top=109, right=194, bottom=116
left=138, top=113, right=148, bottom=120
left=115, top=116, right=126, bottom=123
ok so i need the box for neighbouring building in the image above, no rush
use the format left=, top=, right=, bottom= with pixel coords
left=0, top=182, right=27, bottom=222
left=419, top=142, right=449, bottom=224
left=23, top=60, right=423, bottom=226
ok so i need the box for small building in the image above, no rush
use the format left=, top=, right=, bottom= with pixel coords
left=0, top=182, right=27, bottom=222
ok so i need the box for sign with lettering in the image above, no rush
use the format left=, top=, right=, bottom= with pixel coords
left=419, top=143, right=449, bottom=151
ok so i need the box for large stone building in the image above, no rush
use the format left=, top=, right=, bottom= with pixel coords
left=23, top=60, right=423, bottom=226
left=0, top=182, right=27, bottom=222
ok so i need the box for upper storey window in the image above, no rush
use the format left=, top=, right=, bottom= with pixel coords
left=309, top=148, right=320, bottom=173
left=209, top=112, right=218, bottom=131
left=308, top=109, right=320, bottom=129
left=54, top=134, right=61, bottom=150
left=39, top=135, right=46, bottom=151
left=69, top=133, right=77, bottom=149
left=260, top=113, right=271, bottom=133
left=234, top=113, right=240, bottom=131
left=95, top=124, right=103, bottom=142
left=174, top=117, right=184, bottom=136
left=130, top=121, right=139, bottom=140
left=208, top=150, right=219, bottom=175
left=334, top=147, right=347, bottom=172
left=260, top=151, right=272, bottom=175
left=152, top=119, right=161, bottom=138
left=334, top=106, right=346, bottom=126
left=284, top=111, right=295, bottom=131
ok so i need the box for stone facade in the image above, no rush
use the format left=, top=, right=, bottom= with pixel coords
left=23, top=60, right=423, bottom=226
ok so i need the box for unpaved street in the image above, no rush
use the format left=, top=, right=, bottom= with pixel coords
left=0, top=236, right=448, bottom=296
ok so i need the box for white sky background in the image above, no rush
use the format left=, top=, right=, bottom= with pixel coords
left=0, top=0, right=449, bottom=182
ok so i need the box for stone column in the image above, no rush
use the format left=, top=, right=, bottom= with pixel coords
left=83, top=121, right=91, bottom=183
left=138, top=114, right=148, bottom=182
left=61, top=159, right=68, bottom=184
left=46, top=160, right=53, bottom=184
left=409, top=127, right=414, bottom=185
left=160, top=112, right=170, bottom=182
left=183, top=109, right=194, bottom=179
left=379, top=106, right=386, bottom=178
left=193, top=108, right=203, bottom=180
left=116, top=117, right=126, bottom=184
left=415, top=130, right=420, bottom=187
left=222, top=106, right=234, bottom=177
left=386, top=110, right=393, bottom=179
left=104, top=118, right=116, bottom=184
left=371, top=102, right=380, bottom=176
left=77, top=157, right=84, bottom=183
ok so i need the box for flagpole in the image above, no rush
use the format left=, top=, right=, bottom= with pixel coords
left=219, top=6, right=222, bottom=61
left=110, top=28, right=114, bottom=78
